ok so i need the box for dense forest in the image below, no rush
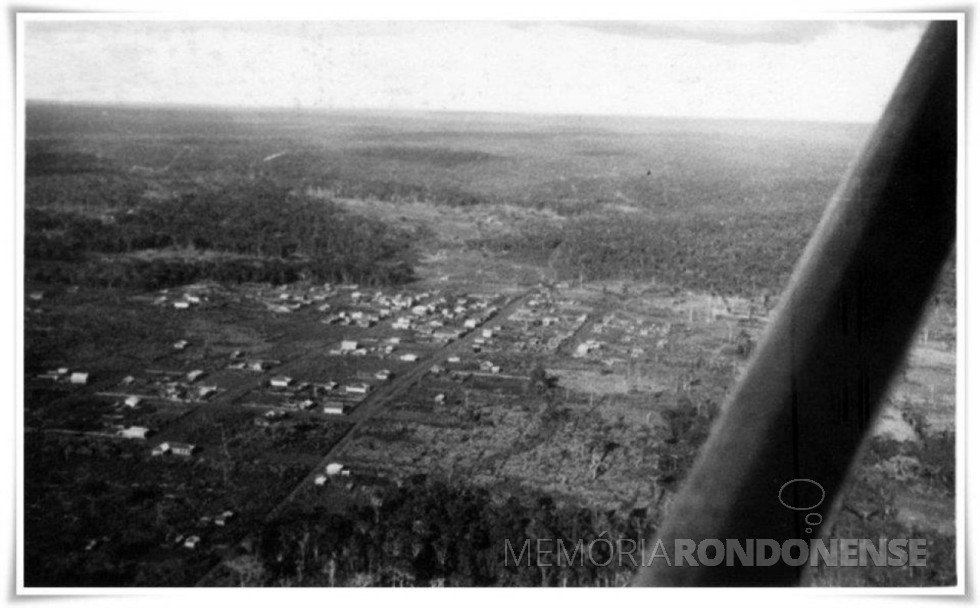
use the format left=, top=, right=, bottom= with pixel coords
left=25, top=179, right=419, bottom=289
left=476, top=210, right=957, bottom=305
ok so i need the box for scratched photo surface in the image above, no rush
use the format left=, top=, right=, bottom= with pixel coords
left=20, top=19, right=956, bottom=588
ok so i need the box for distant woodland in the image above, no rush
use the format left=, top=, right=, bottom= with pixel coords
left=26, top=179, right=418, bottom=289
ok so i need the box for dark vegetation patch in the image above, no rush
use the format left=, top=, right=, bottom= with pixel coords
left=474, top=211, right=956, bottom=305
left=246, top=477, right=654, bottom=587
left=25, top=180, right=419, bottom=288
left=23, top=433, right=307, bottom=587
left=349, top=145, right=502, bottom=167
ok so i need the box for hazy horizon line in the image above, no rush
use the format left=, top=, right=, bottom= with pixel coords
left=24, top=98, right=877, bottom=127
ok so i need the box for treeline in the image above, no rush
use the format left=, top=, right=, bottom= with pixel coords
left=26, top=180, right=418, bottom=288
left=237, top=478, right=653, bottom=587
left=224, top=398, right=718, bottom=588
left=306, top=178, right=493, bottom=208
left=479, top=209, right=958, bottom=305
left=551, top=211, right=813, bottom=297
left=27, top=257, right=313, bottom=291
left=474, top=211, right=813, bottom=298
left=477, top=210, right=956, bottom=305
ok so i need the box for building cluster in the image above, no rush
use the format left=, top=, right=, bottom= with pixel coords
left=100, top=369, right=220, bottom=404
left=152, top=284, right=218, bottom=310
left=171, top=509, right=235, bottom=551
left=505, top=292, right=590, bottom=355
left=254, top=371, right=387, bottom=417
left=151, top=441, right=198, bottom=457
left=37, top=367, right=90, bottom=386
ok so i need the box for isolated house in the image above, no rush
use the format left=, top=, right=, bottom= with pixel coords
left=118, top=426, right=151, bottom=440
left=322, top=403, right=349, bottom=416
left=123, top=395, right=142, bottom=408
left=270, top=376, right=292, bottom=388
left=169, top=443, right=197, bottom=457
left=399, top=353, right=419, bottom=363
left=69, top=372, right=89, bottom=385
left=325, top=463, right=347, bottom=476
left=196, top=386, right=218, bottom=399
left=340, top=340, right=359, bottom=352
left=345, top=383, right=369, bottom=395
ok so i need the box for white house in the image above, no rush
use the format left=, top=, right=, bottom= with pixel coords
left=270, top=376, right=292, bottom=388
left=69, top=372, right=89, bottom=385
left=170, top=443, right=197, bottom=457
left=118, top=426, right=151, bottom=439
left=214, top=510, right=234, bottom=526
left=322, top=403, right=349, bottom=416
left=196, top=386, right=218, bottom=400
left=399, top=353, right=419, bottom=363
left=123, top=395, right=142, bottom=408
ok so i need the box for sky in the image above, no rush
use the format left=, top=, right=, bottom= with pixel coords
left=23, top=19, right=927, bottom=122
